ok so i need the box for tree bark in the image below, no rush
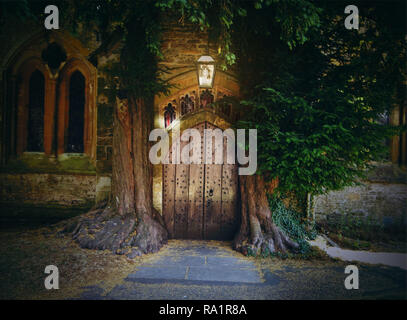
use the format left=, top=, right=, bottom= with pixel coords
left=62, top=95, right=167, bottom=259
left=59, top=16, right=169, bottom=259
left=233, top=175, right=299, bottom=256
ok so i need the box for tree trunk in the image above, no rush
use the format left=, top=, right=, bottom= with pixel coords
left=233, top=175, right=299, bottom=256
left=62, top=95, right=167, bottom=259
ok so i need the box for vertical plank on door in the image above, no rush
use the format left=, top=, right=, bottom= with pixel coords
left=187, top=122, right=205, bottom=239
left=221, top=131, right=238, bottom=239
left=174, top=134, right=189, bottom=238
left=204, top=122, right=223, bottom=239
left=162, top=138, right=176, bottom=238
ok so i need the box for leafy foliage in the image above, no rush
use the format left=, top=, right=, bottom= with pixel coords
left=237, top=0, right=406, bottom=197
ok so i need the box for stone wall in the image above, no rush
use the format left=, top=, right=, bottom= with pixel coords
left=161, top=23, right=211, bottom=69
left=0, top=173, right=95, bottom=207
left=314, top=163, right=407, bottom=236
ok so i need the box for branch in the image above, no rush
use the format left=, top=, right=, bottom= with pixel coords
left=88, top=28, right=124, bottom=66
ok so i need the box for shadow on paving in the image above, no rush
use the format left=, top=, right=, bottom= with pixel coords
left=78, top=241, right=407, bottom=300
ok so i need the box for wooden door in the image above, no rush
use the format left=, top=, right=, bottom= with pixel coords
left=163, top=122, right=238, bottom=240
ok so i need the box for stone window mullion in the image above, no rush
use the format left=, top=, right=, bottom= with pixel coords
left=44, top=78, right=57, bottom=155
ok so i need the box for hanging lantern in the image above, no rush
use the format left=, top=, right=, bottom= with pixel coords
left=196, top=55, right=215, bottom=88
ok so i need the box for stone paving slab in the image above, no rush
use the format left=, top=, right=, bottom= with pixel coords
left=187, top=266, right=262, bottom=283
left=206, top=256, right=254, bottom=266
left=143, top=255, right=205, bottom=266
left=126, top=266, right=187, bottom=280
left=161, top=246, right=227, bottom=256
left=124, top=241, right=261, bottom=284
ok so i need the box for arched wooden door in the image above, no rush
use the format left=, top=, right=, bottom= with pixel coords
left=163, top=122, right=238, bottom=240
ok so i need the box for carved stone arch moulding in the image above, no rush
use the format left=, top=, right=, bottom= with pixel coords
left=159, top=85, right=237, bottom=130
left=4, top=30, right=90, bottom=75
left=57, top=58, right=97, bottom=159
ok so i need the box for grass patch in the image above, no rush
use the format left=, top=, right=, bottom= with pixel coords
left=328, top=232, right=406, bottom=253
left=1, top=153, right=96, bottom=175
left=318, top=213, right=406, bottom=253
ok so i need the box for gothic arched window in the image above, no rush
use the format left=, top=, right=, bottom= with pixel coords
left=57, top=58, right=97, bottom=158
left=180, top=94, right=195, bottom=115
left=6, top=41, right=97, bottom=162
left=200, top=89, right=214, bottom=108
left=67, top=70, right=85, bottom=153
left=164, top=103, right=176, bottom=128
left=27, top=70, right=45, bottom=151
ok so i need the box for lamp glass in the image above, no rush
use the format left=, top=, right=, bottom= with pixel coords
left=197, top=55, right=215, bottom=88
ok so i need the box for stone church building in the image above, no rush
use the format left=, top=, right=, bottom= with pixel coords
left=0, top=19, right=405, bottom=238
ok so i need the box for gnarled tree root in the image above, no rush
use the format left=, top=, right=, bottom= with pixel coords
left=233, top=175, right=299, bottom=256
left=59, top=201, right=168, bottom=259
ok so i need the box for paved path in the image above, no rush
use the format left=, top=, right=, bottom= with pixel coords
left=309, top=236, right=407, bottom=270
left=78, top=241, right=407, bottom=300
left=125, top=242, right=261, bottom=284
